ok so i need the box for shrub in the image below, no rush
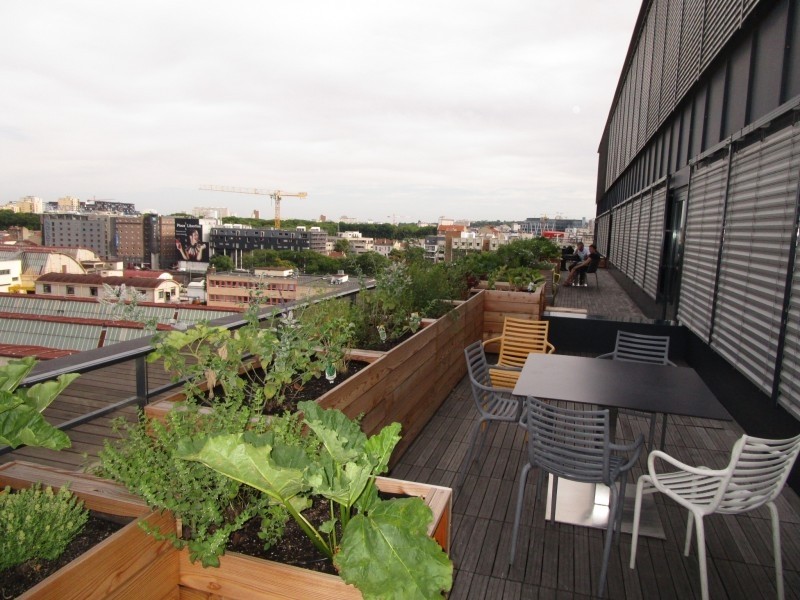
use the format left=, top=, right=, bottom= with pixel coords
left=0, top=484, right=89, bottom=569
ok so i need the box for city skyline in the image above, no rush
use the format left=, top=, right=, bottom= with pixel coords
left=0, top=1, right=642, bottom=223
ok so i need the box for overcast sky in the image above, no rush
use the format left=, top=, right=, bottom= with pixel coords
left=1, top=1, right=641, bottom=224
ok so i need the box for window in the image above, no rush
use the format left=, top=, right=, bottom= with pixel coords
left=90, top=287, right=98, bottom=297
left=158, top=290, right=165, bottom=299
left=66, top=286, right=75, bottom=295
left=43, top=284, right=52, bottom=293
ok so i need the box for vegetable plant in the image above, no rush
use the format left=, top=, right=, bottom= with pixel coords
left=0, top=357, right=79, bottom=451
left=178, top=400, right=453, bottom=599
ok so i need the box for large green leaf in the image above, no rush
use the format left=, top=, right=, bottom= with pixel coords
left=0, top=357, right=35, bottom=392
left=177, top=434, right=310, bottom=504
left=364, top=422, right=401, bottom=474
left=0, top=405, right=70, bottom=450
left=298, top=400, right=365, bottom=464
left=23, top=373, right=81, bottom=412
left=335, top=498, right=453, bottom=599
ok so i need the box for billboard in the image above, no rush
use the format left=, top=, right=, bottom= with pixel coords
left=175, top=218, right=206, bottom=262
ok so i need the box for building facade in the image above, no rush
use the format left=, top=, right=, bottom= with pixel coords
left=210, top=227, right=328, bottom=257
left=42, top=214, right=115, bottom=258
left=206, top=271, right=326, bottom=309
left=597, top=0, right=800, bottom=420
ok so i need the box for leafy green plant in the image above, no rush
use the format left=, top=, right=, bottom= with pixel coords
left=148, top=307, right=326, bottom=410
left=0, top=484, right=89, bottom=569
left=297, top=299, right=357, bottom=375
left=0, top=357, right=79, bottom=450
left=99, top=400, right=287, bottom=567
left=178, top=400, right=453, bottom=599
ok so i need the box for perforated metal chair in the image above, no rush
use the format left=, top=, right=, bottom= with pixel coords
left=458, top=340, right=523, bottom=487
left=597, top=330, right=675, bottom=450
left=482, top=317, right=555, bottom=388
left=630, top=434, right=800, bottom=600
left=510, top=396, right=644, bottom=597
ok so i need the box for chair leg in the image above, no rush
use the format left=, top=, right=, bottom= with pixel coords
left=597, top=484, right=618, bottom=598
left=768, top=501, right=785, bottom=600
left=549, top=476, right=559, bottom=523
left=694, top=514, right=709, bottom=600
left=647, top=414, right=657, bottom=453
left=684, top=511, right=695, bottom=556
left=509, top=462, right=533, bottom=565
left=458, top=418, right=487, bottom=488
left=629, top=476, right=647, bottom=569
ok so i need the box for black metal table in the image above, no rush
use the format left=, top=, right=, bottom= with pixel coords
left=511, top=354, right=733, bottom=537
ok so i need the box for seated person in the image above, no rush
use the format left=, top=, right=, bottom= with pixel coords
left=562, top=244, right=601, bottom=287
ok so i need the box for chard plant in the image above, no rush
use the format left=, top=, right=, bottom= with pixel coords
left=178, top=400, right=453, bottom=600
left=0, top=357, right=79, bottom=451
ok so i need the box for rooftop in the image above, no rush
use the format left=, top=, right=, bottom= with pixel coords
left=1, top=268, right=798, bottom=599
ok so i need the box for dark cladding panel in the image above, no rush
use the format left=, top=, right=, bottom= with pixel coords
left=679, top=101, right=693, bottom=168
left=786, top=0, right=800, bottom=100
left=705, top=63, right=727, bottom=149
left=691, top=84, right=708, bottom=157
left=723, top=37, right=752, bottom=137
left=750, top=2, right=788, bottom=121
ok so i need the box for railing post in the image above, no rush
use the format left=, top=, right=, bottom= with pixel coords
left=135, top=356, right=149, bottom=407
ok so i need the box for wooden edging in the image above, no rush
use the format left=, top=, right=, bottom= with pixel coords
left=0, top=461, right=148, bottom=518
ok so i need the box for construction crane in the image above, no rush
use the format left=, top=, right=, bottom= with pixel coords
left=199, top=185, right=307, bottom=228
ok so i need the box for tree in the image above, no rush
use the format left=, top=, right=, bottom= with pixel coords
left=333, top=238, right=351, bottom=255
left=0, top=210, right=41, bottom=231
left=210, top=254, right=234, bottom=271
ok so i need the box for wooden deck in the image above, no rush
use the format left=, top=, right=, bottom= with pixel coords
left=3, top=360, right=800, bottom=598
left=390, top=376, right=800, bottom=599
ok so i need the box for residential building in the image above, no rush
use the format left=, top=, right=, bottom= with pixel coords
left=210, top=226, right=327, bottom=265
left=0, top=247, right=88, bottom=293
left=424, top=235, right=446, bottom=263
left=35, top=273, right=181, bottom=303
left=335, top=231, right=375, bottom=255
left=192, top=206, right=230, bottom=219
left=373, top=238, right=401, bottom=257
left=43, top=213, right=115, bottom=258
left=597, top=0, right=800, bottom=421
left=206, top=270, right=331, bottom=309
left=0, top=258, right=21, bottom=293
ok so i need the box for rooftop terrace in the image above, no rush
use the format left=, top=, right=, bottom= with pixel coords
left=2, top=267, right=798, bottom=598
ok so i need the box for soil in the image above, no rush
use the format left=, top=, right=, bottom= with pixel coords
left=0, top=514, right=127, bottom=599
left=261, top=359, right=371, bottom=414
left=229, top=496, right=338, bottom=575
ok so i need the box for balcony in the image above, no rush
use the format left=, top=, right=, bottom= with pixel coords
left=2, top=267, right=799, bottom=598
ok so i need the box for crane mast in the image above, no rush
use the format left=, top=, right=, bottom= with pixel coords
left=199, top=185, right=308, bottom=228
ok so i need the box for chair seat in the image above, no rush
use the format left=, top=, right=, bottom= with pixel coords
left=484, top=394, right=521, bottom=421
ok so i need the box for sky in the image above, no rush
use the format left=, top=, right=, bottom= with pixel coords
left=0, top=1, right=642, bottom=224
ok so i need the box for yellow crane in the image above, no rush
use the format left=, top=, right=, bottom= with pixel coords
left=199, top=185, right=308, bottom=228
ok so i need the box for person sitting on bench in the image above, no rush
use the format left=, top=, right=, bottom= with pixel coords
left=562, top=244, right=601, bottom=287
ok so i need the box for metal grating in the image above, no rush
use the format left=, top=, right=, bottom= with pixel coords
left=644, top=186, right=667, bottom=299
left=701, top=0, right=743, bottom=72
left=676, top=0, right=704, bottom=102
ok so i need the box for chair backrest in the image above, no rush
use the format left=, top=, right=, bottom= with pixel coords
left=497, top=318, right=554, bottom=369
left=524, top=396, right=613, bottom=485
left=716, top=434, right=800, bottom=514
left=465, top=340, right=492, bottom=388
left=609, top=331, right=673, bottom=365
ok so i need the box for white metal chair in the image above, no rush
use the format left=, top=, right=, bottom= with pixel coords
left=510, top=396, right=643, bottom=597
left=597, top=330, right=675, bottom=450
left=458, top=341, right=523, bottom=487
left=629, top=433, right=800, bottom=600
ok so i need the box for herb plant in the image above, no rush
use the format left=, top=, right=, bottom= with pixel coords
left=99, top=400, right=287, bottom=567
left=178, top=400, right=453, bottom=599
left=0, top=484, right=89, bottom=569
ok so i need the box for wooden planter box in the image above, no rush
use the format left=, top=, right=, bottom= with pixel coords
left=0, top=462, right=452, bottom=599
left=0, top=461, right=177, bottom=600
left=481, top=288, right=544, bottom=342
left=316, top=293, right=483, bottom=464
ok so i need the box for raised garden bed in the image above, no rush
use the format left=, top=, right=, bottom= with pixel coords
left=0, top=462, right=451, bottom=599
